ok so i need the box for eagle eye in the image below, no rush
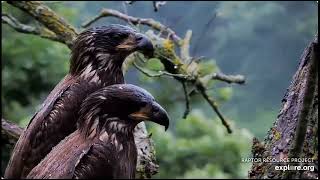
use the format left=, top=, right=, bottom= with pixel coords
left=113, top=33, right=128, bottom=40
left=140, top=101, right=147, bottom=107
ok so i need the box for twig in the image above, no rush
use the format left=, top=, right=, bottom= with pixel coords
left=125, top=1, right=136, bottom=5
left=210, top=72, right=245, bottom=84
left=135, top=53, right=148, bottom=63
left=180, top=30, right=192, bottom=64
left=81, top=8, right=182, bottom=44
left=192, top=12, right=217, bottom=56
left=153, top=1, right=166, bottom=12
left=121, top=1, right=137, bottom=29
left=1, top=118, right=23, bottom=145
left=197, top=85, right=232, bottom=134
left=133, top=62, right=188, bottom=79
left=2, top=13, right=64, bottom=44
left=187, top=56, right=205, bottom=67
left=182, top=82, right=190, bottom=118
left=43, top=1, right=63, bottom=4
left=125, top=1, right=166, bottom=12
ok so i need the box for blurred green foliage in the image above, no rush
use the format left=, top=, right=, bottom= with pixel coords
left=1, top=1, right=317, bottom=178
left=148, top=110, right=252, bottom=178
left=2, top=3, right=72, bottom=127
left=145, top=58, right=165, bottom=71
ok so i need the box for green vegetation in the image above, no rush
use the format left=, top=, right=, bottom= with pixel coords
left=148, top=110, right=252, bottom=178
left=1, top=1, right=317, bottom=178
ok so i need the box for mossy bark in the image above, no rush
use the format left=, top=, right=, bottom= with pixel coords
left=249, top=35, right=318, bottom=179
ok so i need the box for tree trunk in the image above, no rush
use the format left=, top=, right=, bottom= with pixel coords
left=249, top=34, right=318, bottom=179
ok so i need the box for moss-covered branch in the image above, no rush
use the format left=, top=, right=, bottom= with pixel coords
left=209, top=72, right=245, bottom=84
left=2, top=13, right=64, bottom=44
left=6, top=1, right=78, bottom=48
left=145, top=30, right=236, bottom=133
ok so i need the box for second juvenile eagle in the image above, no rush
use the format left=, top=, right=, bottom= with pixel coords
left=5, top=24, right=154, bottom=178
left=27, top=84, right=169, bottom=179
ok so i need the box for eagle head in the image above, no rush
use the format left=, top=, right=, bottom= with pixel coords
left=78, top=84, right=169, bottom=138
left=70, top=24, right=154, bottom=75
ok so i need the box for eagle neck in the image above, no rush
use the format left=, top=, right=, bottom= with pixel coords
left=72, top=53, right=125, bottom=85
left=101, top=122, right=137, bottom=179
left=105, top=119, right=137, bottom=137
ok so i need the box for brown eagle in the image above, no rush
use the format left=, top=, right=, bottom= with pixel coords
left=26, top=84, right=169, bottom=179
left=5, top=24, right=154, bottom=178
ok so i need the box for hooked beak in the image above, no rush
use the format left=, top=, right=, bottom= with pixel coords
left=128, top=102, right=169, bottom=131
left=135, top=33, right=154, bottom=59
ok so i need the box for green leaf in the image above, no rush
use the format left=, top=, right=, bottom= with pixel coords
left=198, top=59, right=219, bottom=76
left=145, top=58, right=164, bottom=71
left=218, top=87, right=233, bottom=101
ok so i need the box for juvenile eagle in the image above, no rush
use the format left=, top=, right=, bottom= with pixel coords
left=26, top=84, right=169, bottom=179
left=5, top=24, right=154, bottom=178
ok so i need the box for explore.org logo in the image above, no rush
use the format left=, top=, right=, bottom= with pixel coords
left=275, top=165, right=315, bottom=172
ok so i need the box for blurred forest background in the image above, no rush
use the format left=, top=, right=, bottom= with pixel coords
left=1, top=1, right=318, bottom=178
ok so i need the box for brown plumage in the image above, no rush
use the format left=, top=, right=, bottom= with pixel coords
left=5, top=24, right=154, bottom=178
left=26, top=84, right=169, bottom=179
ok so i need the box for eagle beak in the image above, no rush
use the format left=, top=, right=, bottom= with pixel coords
left=151, top=103, right=170, bottom=131
left=135, top=33, right=154, bottom=59
left=129, top=103, right=169, bottom=131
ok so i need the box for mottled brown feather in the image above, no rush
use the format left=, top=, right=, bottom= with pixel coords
left=27, top=129, right=137, bottom=179
left=26, top=130, right=93, bottom=178
left=4, top=75, right=103, bottom=178
left=5, top=74, right=76, bottom=178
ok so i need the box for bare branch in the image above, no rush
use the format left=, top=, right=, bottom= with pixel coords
left=210, top=72, right=246, bottom=84
left=133, top=62, right=188, bottom=79
left=133, top=62, right=163, bottom=78
left=81, top=8, right=182, bottom=44
left=2, top=118, right=23, bottom=145
left=43, top=1, right=63, bottom=4
left=125, top=1, right=166, bottom=12
left=182, top=82, right=191, bottom=119
left=192, top=12, right=217, bottom=56
left=125, top=1, right=136, bottom=5
left=2, top=13, right=65, bottom=44
left=180, top=30, right=192, bottom=64
left=153, top=1, right=166, bottom=12
left=7, top=1, right=78, bottom=48
left=197, top=85, right=233, bottom=134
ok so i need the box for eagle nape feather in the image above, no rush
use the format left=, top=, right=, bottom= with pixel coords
left=5, top=24, right=154, bottom=179
left=26, top=84, right=169, bottom=179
